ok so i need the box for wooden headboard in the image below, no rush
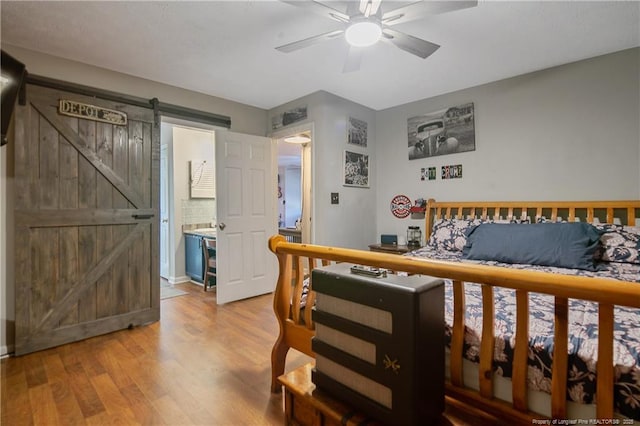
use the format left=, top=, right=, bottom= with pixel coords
left=424, top=199, right=640, bottom=239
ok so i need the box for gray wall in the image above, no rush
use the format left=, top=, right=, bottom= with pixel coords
left=2, top=45, right=268, bottom=136
left=269, top=91, right=377, bottom=249
left=375, top=48, right=640, bottom=240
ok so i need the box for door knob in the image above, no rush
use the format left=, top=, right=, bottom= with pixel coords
left=218, top=222, right=226, bottom=230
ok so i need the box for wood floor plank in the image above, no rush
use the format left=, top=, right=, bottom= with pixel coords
left=23, top=354, right=47, bottom=388
left=89, top=373, right=137, bottom=422
left=2, top=369, right=33, bottom=426
left=28, top=384, right=58, bottom=425
left=42, top=353, right=67, bottom=384
left=151, top=394, right=193, bottom=425
left=49, top=380, right=87, bottom=426
left=117, top=382, right=166, bottom=425
left=65, top=362, right=107, bottom=418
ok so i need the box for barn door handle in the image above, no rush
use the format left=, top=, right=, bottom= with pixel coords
left=132, top=214, right=154, bottom=220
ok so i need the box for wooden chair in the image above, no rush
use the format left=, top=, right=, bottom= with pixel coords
left=202, top=238, right=217, bottom=291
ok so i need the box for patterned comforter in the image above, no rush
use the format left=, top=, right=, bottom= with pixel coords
left=407, top=246, right=640, bottom=419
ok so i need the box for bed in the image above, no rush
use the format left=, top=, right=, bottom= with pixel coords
left=268, top=199, right=640, bottom=423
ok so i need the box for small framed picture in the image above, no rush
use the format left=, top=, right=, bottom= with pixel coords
left=347, top=116, right=368, bottom=148
left=343, top=150, right=369, bottom=188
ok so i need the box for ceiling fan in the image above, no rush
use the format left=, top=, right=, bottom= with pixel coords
left=276, top=0, right=478, bottom=72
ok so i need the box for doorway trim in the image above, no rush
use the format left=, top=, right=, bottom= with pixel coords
left=271, top=122, right=315, bottom=244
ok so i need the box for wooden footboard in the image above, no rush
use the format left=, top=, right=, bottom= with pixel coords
left=269, top=199, right=640, bottom=423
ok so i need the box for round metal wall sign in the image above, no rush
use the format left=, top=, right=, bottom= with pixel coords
left=390, top=195, right=412, bottom=218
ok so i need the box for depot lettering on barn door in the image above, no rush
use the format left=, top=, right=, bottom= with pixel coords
left=58, top=99, right=128, bottom=125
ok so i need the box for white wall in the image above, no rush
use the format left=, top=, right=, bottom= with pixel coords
left=375, top=48, right=640, bottom=240
left=269, top=91, right=377, bottom=249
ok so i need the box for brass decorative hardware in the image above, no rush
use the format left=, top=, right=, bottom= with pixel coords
left=383, top=354, right=400, bottom=374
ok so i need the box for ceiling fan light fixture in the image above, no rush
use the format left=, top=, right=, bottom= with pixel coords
left=284, top=134, right=311, bottom=144
left=345, top=21, right=382, bottom=47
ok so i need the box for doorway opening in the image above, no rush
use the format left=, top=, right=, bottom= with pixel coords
left=161, top=122, right=278, bottom=304
left=160, top=118, right=217, bottom=290
left=275, top=126, right=313, bottom=244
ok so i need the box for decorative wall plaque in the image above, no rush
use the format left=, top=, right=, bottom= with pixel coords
left=441, top=164, right=463, bottom=179
left=390, top=194, right=412, bottom=218
left=421, top=167, right=437, bottom=181
left=58, top=99, right=127, bottom=125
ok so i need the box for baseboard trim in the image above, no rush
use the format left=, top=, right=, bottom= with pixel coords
left=1, top=344, right=14, bottom=358
left=168, top=275, right=190, bottom=285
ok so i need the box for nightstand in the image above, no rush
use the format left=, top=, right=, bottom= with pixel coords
left=368, top=243, right=415, bottom=254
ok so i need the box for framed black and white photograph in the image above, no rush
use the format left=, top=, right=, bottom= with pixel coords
left=271, top=105, right=308, bottom=130
left=347, top=116, right=368, bottom=147
left=407, top=102, right=475, bottom=160
left=343, top=150, right=369, bottom=188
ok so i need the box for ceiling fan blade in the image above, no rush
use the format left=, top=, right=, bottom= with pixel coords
left=357, top=0, right=383, bottom=17
left=276, top=29, right=344, bottom=53
left=381, top=28, right=440, bottom=59
left=369, top=0, right=382, bottom=16
left=359, top=0, right=368, bottom=14
left=343, top=46, right=364, bottom=73
left=382, top=1, right=477, bottom=26
left=280, top=0, right=350, bottom=23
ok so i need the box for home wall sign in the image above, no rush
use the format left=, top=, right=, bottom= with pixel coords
left=420, top=167, right=437, bottom=181
left=441, top=164, right=463, bottom=179
left=58, top=99, right=127, bottom=125
left=390, top=194, right=412, bottom=218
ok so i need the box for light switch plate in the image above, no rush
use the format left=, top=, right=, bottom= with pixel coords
left=331, top=192, right=339, bottom=204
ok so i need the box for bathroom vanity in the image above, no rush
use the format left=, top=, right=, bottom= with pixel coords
left=184, top=227, right=216, bottom=283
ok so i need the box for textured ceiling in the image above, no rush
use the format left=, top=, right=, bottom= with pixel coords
left=1, top=1, right=639, bottom=111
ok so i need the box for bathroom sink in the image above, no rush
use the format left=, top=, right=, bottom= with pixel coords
left=186, top=228, right=216, bottom=237
left=193, top=228, right=216, bottom=233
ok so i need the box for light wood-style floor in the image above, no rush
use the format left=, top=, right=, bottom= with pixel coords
left=1, top=282, right=312, bottom=425
left=1, top=282, right=495, bottom=426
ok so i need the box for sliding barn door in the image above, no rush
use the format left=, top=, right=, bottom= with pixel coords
left=13, top=84, right=159, bottom=356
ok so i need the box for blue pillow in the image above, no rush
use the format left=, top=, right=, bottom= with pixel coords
left=462, top=223, right=604, bottom=271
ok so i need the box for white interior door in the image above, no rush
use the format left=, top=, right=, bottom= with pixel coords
left=160, top=145, right=169, bottom=279
left=215, top=130, right=276, bottom=304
